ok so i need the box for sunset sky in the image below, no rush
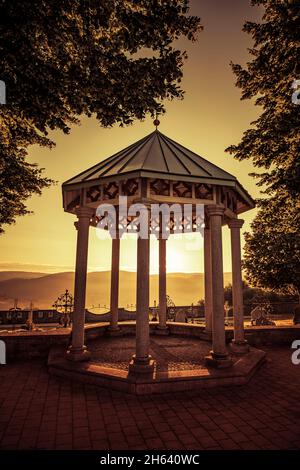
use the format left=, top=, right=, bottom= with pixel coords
left=0, top=0, right=263, bottom=275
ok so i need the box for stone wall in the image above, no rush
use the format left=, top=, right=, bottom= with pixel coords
left=1, top=322, right=300, bottom=361
left=0, top=330, right=69, bottom=360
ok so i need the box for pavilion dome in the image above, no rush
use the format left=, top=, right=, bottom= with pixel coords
left=62, top=129, right=255, bottom=215
left=64, top=130, right=237, bottom=184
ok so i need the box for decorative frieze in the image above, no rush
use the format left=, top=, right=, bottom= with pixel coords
left=103, top=182, right=119, bottom=200
left=195, top=183, right=213, bottom=200
left=150, top=179, right=170, bottom=196
left=86, top=185, right=102, bottom=203
left=173, top=181, right=192, bottom=198
left=122, top=178, right=139, bottom=196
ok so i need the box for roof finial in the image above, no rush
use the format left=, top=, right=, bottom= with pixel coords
left=153, top=112, right=160, bottom=130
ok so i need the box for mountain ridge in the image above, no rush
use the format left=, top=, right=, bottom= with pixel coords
left=0, top=270, right=232, bottom=310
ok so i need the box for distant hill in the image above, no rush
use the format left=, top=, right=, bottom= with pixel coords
left=0, top=271, right=46, bottom=282
left=0, top=271, right=232, bottom=310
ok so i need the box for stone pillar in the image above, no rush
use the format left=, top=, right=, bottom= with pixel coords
left=205, top=205, right=232, bottom=368
left=129, top=207, right=154, bottom=374
left=108, top=236, right=121, bottom=334
left=67, top=207, right=93, bottom=362
left=156, top=237, right=169, bottom=335
left=204, top=226, right=213, bottom=334
left=228, top=219, right=249, bottom=354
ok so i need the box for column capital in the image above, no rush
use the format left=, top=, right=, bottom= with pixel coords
left=75, top=206, right=94, bottom=219
left=206, top=204, right=225, bottom=217
left=228, top=218, right=244, bottom=229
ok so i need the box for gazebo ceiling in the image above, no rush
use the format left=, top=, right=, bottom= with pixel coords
left=62, top=130, right=255, bottom=216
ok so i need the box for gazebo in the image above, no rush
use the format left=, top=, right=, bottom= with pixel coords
left=62, top=128, right=255, bottom=373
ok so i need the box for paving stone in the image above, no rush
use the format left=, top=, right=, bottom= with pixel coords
left=0, top=346, right=300, bottom=450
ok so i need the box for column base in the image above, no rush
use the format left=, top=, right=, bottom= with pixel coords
left=128, top=355, right=155, bottom=375
left=155, top=325, right=169, bottom=336
left=106, top=325, right=122, bottom=337
left=66, top=345, right=91, bottom=362
left=230, top=340, right=249, bottom=355
left=205, top=351, right=233, bottom=369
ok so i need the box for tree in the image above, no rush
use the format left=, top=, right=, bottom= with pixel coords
left=243, top=196, right=300, bottom=302
left=226, top=1, right=300, bottom=298
left=224, top=279, right=297, bottom=307
left=226, top=0, right=300, bottom=200
left=0, top=0, right=201, bottom=233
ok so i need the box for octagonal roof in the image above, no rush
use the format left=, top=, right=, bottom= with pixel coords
left=62, top=130, right=255, bottom=212
left=64, top=130, right=238, bottom=185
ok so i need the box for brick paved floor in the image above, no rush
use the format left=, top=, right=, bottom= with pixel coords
left=0, top=345, right=300, bottom=450
left=89, top=335, right=236, bottom=371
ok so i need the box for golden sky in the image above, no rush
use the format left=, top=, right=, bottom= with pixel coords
left=0, top=0, right=263, bottom=275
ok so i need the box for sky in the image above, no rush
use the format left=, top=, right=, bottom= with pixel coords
left=0, top=0, right=263, bottom=275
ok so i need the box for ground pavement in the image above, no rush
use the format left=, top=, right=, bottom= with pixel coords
left=0, top=346, right=300, bottom=450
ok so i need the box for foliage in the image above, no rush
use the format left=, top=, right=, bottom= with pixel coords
left=226, top=0, right=300, bottom=297
left=243, top=196, right=300, bottom=298
left=224, top=277, right=299, bottom=307
left=226, top=0, right=300, bottom=200
left=0, top=0, right=201, bottom=232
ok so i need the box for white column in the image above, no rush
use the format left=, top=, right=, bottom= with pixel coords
left=228, top=219, right=249, bottom=354
left=108, top=236, right=120, bottom=332
left=156, top=237, right=168, bottom=333
left=129, top=207, right=154, bottom=374
left=205, top=205, right=232, bottom=368
left=204, top=226, right=213, bottom=334
left=67, top=207, right=93, bottom=362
